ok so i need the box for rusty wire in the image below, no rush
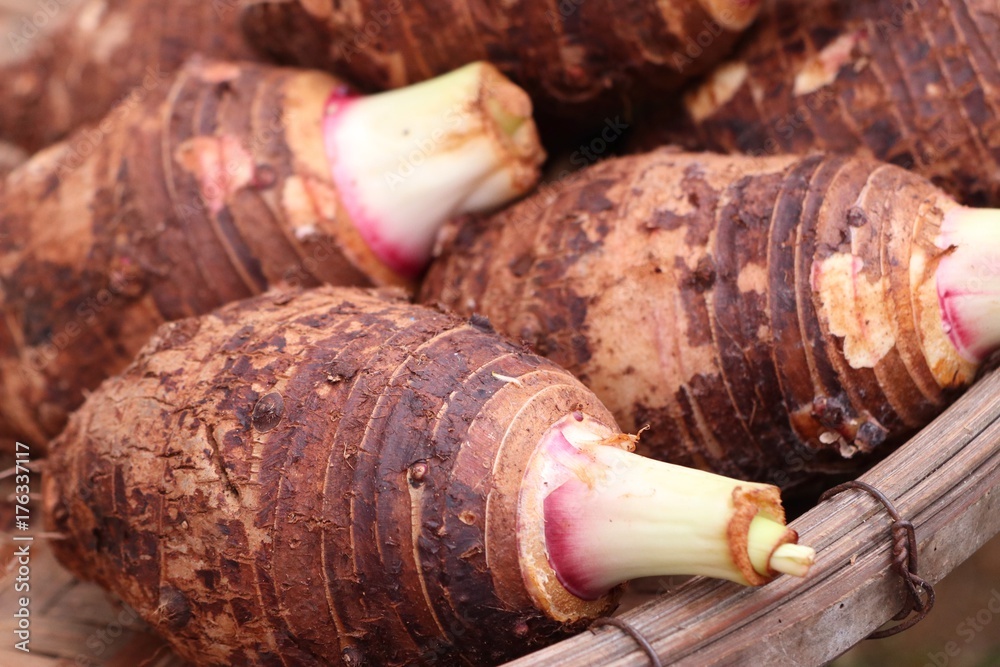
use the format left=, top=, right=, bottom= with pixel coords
left=589, top=616, right=663, bottom=667
left=820, top=480, right=935, bottom=638
left=584, top=477, right=933, bottom=667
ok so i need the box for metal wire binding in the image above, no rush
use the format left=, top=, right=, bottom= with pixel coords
left=820, top=480, right=936, bottom=638
left=589, top=616, right=663, bottom=667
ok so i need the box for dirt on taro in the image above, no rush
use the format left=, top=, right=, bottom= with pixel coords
left=0, top=1, right=998, bottom=666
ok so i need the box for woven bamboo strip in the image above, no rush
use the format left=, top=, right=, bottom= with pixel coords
left=506, top=369, right=1000, bottom=667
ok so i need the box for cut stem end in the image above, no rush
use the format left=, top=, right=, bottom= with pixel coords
left=769, top=542, right=817, bottom=578
left=533, top=415, right=813, bottom=601
left=323, top=62, right=545, bottom=278
left=935, top=206, right=1000, bottom=364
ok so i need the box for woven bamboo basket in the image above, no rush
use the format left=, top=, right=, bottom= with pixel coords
left=1, top=2, right=999, bottom=665
left=1, top=367, right=997, bottom=667
left=506, top=369, right=1000, bottom=666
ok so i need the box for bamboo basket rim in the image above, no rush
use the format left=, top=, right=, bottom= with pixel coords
left=3, top=369, right=997, bottom=667
left=504, top=368, right=1000, bottom=666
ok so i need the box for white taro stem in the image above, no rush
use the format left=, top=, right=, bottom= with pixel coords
left=323, top=62, right=545, bottom=278
left=535, top=414, right=814, bottom=600
left=936, top=207, right=1000, bottom=363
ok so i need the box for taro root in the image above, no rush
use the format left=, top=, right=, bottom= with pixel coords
left=240, top=0, right=762, bottom=122
left=44, top=286, right=812, bottom=666
left=0, top=59, right=543, bottom=447
left=422, top=149, right=1000, bottom=486
left=631, top=0, right=1000, bottom=206
left=0, top=0, right=255, bottom=152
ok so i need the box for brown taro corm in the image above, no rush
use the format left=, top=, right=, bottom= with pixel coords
left=240, top=0, right=762, bottom=121
left=0, top=0, right=255, bottom=153
left=0, top=58, right=543, bottom=449
left=44, top=287, right=611, bottom=666
left=421, top=149, right=1000, bottom=488
left=632, top=0, right=1000, bottom=206
left=43, top=286, right=812, bottom=666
